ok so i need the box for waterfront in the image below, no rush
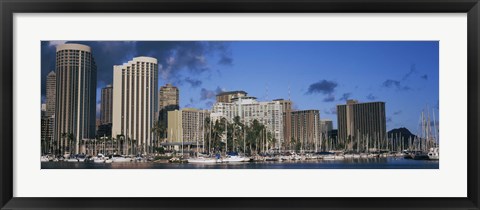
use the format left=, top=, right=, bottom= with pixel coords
left=41, top=157, right=438, bottom=169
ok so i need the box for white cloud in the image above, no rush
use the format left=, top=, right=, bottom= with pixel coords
left=48, top=41, right=67, bottom=47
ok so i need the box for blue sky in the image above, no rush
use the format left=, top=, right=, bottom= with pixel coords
left=41, top=41, right=439, bottom=133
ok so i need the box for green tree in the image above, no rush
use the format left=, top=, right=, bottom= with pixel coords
left=67, top=133, right=74, bottom=154
left=61, top=132, right=67, bottom=155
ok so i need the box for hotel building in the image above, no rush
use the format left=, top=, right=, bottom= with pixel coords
left=320, top=119, right=333, bottom=136
left=158, top=83, right=179, bottom=138
left=100, top=85, right=113, bottom=125
left=273, top=99, right=293, bottom=149
left=46, top=71, right=56, bottom=117
left=54, top=43, right=97, bottom=154
left=337, top=99, right=386, bottom=145
left=290, top=110, right=321, bottom=152
left=112, top=56, right=158, bottom=154
left=167, top=108, right=210, bottom=144
left=216, top=91, right=247, bottom=103
left=211, top=96, right=284, bottom=149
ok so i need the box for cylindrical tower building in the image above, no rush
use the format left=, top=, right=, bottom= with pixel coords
left=54, top=43, right=97, bottom=155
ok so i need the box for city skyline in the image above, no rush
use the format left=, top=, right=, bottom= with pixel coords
left=41, top=41, right=439, bottom=133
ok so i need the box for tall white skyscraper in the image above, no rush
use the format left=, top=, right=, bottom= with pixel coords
left=54, top=43, right=97, bottom=155
left=112, top=56, right=158, bottom=154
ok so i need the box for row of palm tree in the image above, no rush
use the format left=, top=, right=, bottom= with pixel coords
left=201, top=116, right=275, bottom=155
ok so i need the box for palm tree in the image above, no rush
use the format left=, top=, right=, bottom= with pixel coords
left=116, top=134, right=124, bottom=154
left=203, top=116, right=211, bottom=154
left=245, top=119, right=264, bottom=154
left=211, top=118, right=227, bottom=153
left=267, top=131, right=274, bottom=151
left=61, top=132, right=67, bottom=155
left=232, top=116, right=244, bottom=153
left=67, top=133, right=74, bottom=154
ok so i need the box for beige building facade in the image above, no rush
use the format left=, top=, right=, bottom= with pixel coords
left=46, top=71, right=56, bottom=117
left=112, top=56, right=158, bottom=154
left=291, top=110, right=321, bottom=152
left=337, top=99, right=386, bottom=145
left=216, top=91, right=247, bottom=103
left=100, top=84, right=113, bottom=125
left=54, top=43, right=97, bottom=154
left=167, top=108, right=210, bottom=143
left=211, top=96, right=284, bottom=149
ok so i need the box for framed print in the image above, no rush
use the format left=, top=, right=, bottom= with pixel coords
left=1, top=0, right=479, bottom=209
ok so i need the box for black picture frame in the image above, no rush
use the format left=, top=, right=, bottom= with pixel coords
left=1, top=0, right=479, bottom=209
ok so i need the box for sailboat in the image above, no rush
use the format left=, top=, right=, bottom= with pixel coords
left=412, top=107, right=438, bottom=160
left=223, top=151, right=251, bottom=162
left=428, top=110, right=439, bottom=160
left=427, top=147, right=439, bottom=160
left=187, top=114, right=219, bottom=164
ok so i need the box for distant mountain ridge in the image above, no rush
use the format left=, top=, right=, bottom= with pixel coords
left=387, top=127, right=417, bottom=141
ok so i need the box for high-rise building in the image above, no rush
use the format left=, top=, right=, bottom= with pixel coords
left=167, top=108, right=210, bottom=144
left=46, top=71, right=56, bottom=117
left=211, top=96, right=284, bottom=148
left=337, top=99, right=386, bottom=146
left=320, top=119, right=333, bottom=134
left=216, top=91, right=247, bottom=103
left=274, top=99, right=293, bottom=149
left=291, top=110, right=321, bottom=152
left=41, top=115, right=54, bottom=154
left=320, top=119, right=334, bottom=141
left=54, top=43, right=97, bottom=154
left=41, top=103, right=46, bottom=116
left=112, top=56, right=158, bottom=154
left=158, top=83, right=179, bottom=137
left=100, top=84, right=113, bottom=125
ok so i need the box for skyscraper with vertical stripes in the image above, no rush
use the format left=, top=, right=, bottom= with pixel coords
left=54, top=43, right=97, bottom=155
left=46, top=71, right=56, bottom=117
left=112, top=56, right=158, bottom=154
left=337, top=99, right=386, bottom=146
left=290, top=110, right=321, bottom=152
left=100, top=84, right=113, bottom=125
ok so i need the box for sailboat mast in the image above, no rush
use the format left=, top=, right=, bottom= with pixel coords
left=196, top=112, right=199, bottom=157
left=225, top=118, right=227, bottom=155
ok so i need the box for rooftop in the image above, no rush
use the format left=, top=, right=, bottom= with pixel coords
left=216, top=90, right=247, bottom=97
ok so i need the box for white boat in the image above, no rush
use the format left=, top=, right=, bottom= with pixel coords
left=77, top=154, right=87, bottom=162
left=105, top=159, right=113, bottom=163
left=111, top=155, right=132, bottom=163
left=66, top=157, right=78, bottom=162
left=93, top=158, right=105, bottom=163
left=428, top=147, right=439, bottom=160
left=40, top=156, right=50, bottom=162
left=344, top=154, right=354, bottom=159
left=63, top=152, right=71, bottom=159
left=187, top=157, right=218, bottom=163
left=323, top=155, right=336, bottom=160
left=335, top=155, right=345, bottom=159
left=93, top=154, right=106, bottom=163
left=223, top=155, right=249, bottom=163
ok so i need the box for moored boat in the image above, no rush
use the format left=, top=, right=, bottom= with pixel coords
left=77, top=154, right=87, bottom=162
left=111, top=155, right=132, bottom=163
left=428, top=147, right=439, bottom=160
left=40, top=156, right=50, bottom=162
left=93, top=154, right=106, bottom=163
left=187, top=156, right=218, bottom=163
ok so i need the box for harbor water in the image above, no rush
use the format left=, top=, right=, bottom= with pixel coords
left=41, top=157, right=438, bottom=169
